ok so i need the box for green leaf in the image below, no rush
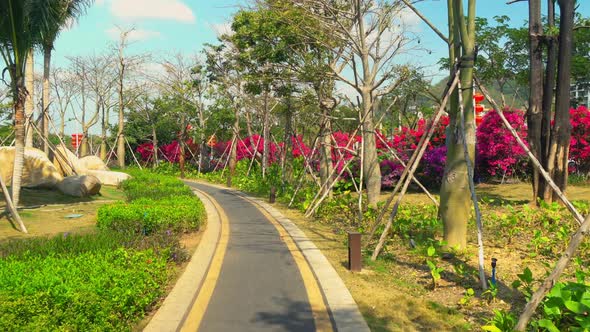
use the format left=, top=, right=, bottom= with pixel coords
left=536, top=319, right=560, bottom=332
left=427, top=246, right=436, bottom=257
left=565, top=300, right=590, bottom=315
left=481, top=325, right=502, bottom=332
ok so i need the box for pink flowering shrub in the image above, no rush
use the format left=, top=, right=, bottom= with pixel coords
left=476, top=109, right=528, bottom=177
left=570, top=106, right=590, bottom=173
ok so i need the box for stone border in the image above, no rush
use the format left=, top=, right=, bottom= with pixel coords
left=144, top=190, right=221, bottom=332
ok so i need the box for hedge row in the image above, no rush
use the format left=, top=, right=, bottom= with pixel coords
left=0, top=169, right=205, bottom=331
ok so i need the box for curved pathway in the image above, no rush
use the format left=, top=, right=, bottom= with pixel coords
left=145, top=181, right=369, bottom=332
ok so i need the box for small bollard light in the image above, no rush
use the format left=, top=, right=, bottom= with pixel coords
left=491, top=258, right=498, bottom=286
left=226, top=176, right=232, bottom=187
left=348, top=232, right=362, bottom=272
left=269, top=186, right=276, bottom=203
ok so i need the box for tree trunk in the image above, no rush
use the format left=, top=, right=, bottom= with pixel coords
left=262, top=90, right=270, bottom=178
left=80, top=131, right=89, bottom=157
left=540, top=0, right=557, bottom=201
left=179, top=114, right=186, bottom=178
left=361, top=90, right=381, bottom=206
left=282, top=92, right=294, bottom=184
left=152, top=125, right=159, bottom=167
left=100, top=102, right=107, bottom=161
left=551, top=0, right=574, bottom=201
left=528, top=0, right=544, bottom=203
left=42, top=45, right=52, bottom=156
left=440, top=0, right=476, bottom=250
left=319, top=100, right=334, bottom=199
left=11, top=78, right=26, bottom=208
left=24, top=50, right=34, bottom=148
left=228, top=109, right=239, bottom=186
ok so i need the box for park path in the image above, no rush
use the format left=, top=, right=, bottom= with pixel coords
left=182, top=182, right=331, bottom=332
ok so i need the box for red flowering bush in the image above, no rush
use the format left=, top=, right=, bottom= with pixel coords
left=476, top=109, right=528, bottom=178
left=570, top=105, right=590, bottom=174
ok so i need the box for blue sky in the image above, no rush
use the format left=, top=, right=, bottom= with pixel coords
left=52, top=0, right=589, bottom=76
left=50, top=0, right=588, bottom=135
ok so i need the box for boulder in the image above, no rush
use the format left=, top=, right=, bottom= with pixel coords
left=85, top=169, right=131, bottom=186
left=79, top=155, right=109, bottom=171
left=56, top=175, right=102, bottom=197
left=0, top=147, right=64, bottom=188
left=52, top=144, right=84, bottom=176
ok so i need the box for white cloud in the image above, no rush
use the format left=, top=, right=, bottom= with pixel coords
left=96, top=0, right=105, bottom=5
left=106, top=27, right=161, bottom=41
left=110, top=0, right=195, bottom=23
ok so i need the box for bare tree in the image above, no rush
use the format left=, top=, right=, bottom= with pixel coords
left=299, top=0, right=415, bottom=205
left=51, top=67, right=77, bottom=140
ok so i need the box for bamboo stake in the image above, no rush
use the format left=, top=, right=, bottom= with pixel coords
left=0, top=172, right=27, bottom=233
left=247, top=135, right=262, bottom=176
left=374, top=132, right=439, bottom=206
left=125, top=137, right=143, bottom=169
left=475, top=78, right=589, bottom=329
left=365, top=73, right=460, bottom=248
left=475, top=78, right=584, bottom=224
left=0, top=130, right=14, bottom=146
left=288, top=133, right=322, bottom=208
left=304, top=111, right=386, bottom=217
left=515, top=213, right=590, bottom=330
left=457, top=77, right=487, bottom=290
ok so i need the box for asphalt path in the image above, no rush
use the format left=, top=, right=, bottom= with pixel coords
left=185, top=182, right=319, bottom=332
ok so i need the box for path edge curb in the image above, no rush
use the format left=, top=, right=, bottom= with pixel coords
left=143, top=189, right=221, bottom=332
left=190, top=180, right=370, bottom=332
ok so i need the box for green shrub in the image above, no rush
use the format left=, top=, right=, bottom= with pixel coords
left=97, top=196, right=205, bottom=234
left=0, top=248, right=169, bottom=331
left=121, top=170, right=194, bottom=201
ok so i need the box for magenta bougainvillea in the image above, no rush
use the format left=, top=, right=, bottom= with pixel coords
left=476, top=109, right=528, bottom=177
left=137, top=106, right=589, bottom=185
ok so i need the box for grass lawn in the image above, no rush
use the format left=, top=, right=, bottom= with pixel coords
left=0, top=186, right=125, bottom=240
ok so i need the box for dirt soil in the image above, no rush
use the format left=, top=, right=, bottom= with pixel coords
left=271, top=181, right=590, bottom=331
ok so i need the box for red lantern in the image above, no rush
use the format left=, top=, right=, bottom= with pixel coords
left=474, top=92, right=484, bottom=104
left=475, top=104, right=484, bottom=113
left=71, top=133, right=83, bottom=149
left=475, top=115, right=484, bottom=126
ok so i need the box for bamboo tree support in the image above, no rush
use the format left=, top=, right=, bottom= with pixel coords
left=304, top=110, right=384, bottom=217
left=288, top=133, right=323, bottom=208
left=220, top=136, right=237, bottom=177
left=374, top=133, right=439, bottom=206
left=475, top=78, right=584, bottom=224
left=0, top=173, right=27, bottom=233
left=516, top=213, right=590, bottom=330
left=475, top=78, right=589, bottom=329
left=247, top=135, right=263, bottom=176
left=0, top=130, right=14, bottom=146
left=457, top=77, right=487, bottom=291
left=124, top=137, right=143, bottom=169
left=29, top=121, right=78, bottom=176
left=365, top=73, right=460, bottom=249
left=213, top=140, right=232, bottom=172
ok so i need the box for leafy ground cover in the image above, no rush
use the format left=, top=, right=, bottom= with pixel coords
left=183, top=160, right=590, bottom=331
left=0, top=170, right=205, bottom=331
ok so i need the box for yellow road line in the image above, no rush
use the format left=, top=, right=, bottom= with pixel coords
left=242, top=196, right=334, bottom=332
left=181, top=190, right=230, bottom=332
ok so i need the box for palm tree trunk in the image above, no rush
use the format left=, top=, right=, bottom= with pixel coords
left=42, top=45, right=51, bottom=155
left=12, top=78, right=26, bottom=209
left=24, top=50, right=34, bottom=148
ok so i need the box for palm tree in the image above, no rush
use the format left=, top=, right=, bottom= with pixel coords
left=41, top=0, right=93, bottom=155
left=0, top=0, right=57, bottom=231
